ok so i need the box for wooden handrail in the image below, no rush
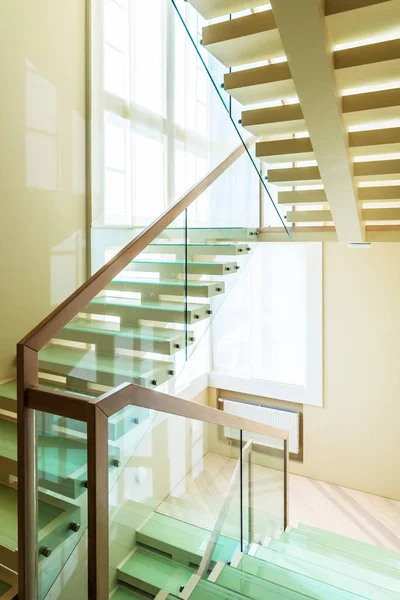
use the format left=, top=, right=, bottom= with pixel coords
left=20, top=139, right=254, bottom=352
left=25, top=383, right=288, bottom=441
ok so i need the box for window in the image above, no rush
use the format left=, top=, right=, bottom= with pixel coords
left=210, top=243, right=323, bottom=407
left=92, top=0, right=217, bottom=229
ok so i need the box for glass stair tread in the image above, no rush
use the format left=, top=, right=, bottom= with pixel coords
left=63, top=320, right=187, bottom=342
left=216, top=565, right=323, bottom=600
left=61, top=320, right=193, bottom=354
left=88, top=297, right=207, bottom=312
left=107, top=278, right=225, bottom=297
left=127, top=260, right=239, bottom=275
left=137, top=512, right=239, bottom=565
left=287, top=529, right=400, bottom=578
left=238, top=553, right=366, bottom=600
left=190, top=579, right=250, bottom=600
left=0, top=380, right=16, bottom=401
left=0, top=483, right=64, bottom=552
left=39, top=347, right=174, bottom=388
left=117, top=548, right=193, bottom=596
left=110, top=587, right=148, bottom=600
left=0, top=379, right=94, bottom=413
left=85, top=297, right=211, bottom=325
left=0, top=580, right=11, bottom=596
left=268, top=536, right=400, bottom=594
left=145, top=243, right=251, bottom=255
left=255, top=545, right=399, bottom=600
left=297, top=523, right=400, bottom=569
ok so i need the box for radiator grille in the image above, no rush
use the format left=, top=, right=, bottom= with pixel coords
left=220, top=398, right=300, bottom=454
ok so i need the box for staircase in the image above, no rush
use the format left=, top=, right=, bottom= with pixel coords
left=0, top=226, right=257, bottom=598
left=109, top=512, right=400, bottom=599
left=192, top=0, right=400, bottom=241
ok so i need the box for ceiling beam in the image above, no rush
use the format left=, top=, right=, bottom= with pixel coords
left=270, top=0, right=364, bottom=242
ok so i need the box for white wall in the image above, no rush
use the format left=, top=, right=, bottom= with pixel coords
left=0, top=0, right=87, bottom=379
left=213, top=243, right=400, bottom=501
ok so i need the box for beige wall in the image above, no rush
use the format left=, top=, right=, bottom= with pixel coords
left=214, top=243, right=400, bottom=501
left=0, top=0, right=87, bottom=379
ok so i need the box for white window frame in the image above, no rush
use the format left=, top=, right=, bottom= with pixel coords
left=209, top=243, right=323, bottom=407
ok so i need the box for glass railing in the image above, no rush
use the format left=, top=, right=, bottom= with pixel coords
left=105, top=395, right=288, bottom=597
left=19, top=1, right=292, bottom=597
left=25, top=368, right=288, bottom=598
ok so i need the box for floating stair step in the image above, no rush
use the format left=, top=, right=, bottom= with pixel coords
left=325, top=0, right=392, bottom=16
left=254, top=545, right=397, bottom=600
left=0, top=581, right=11, bottom=596
left=359, top=185, right=400, bottom=201
left=59, top=319, right=193, bottom=356
left=278, top=190, right=327, bottom=205
left=286, top=210, right=332, bottom=223
left=343, top=88, right=400, bottom=129
left=257, top=138, right=314, bottom=164
left=145, top=243, right=251, bottom=258
left=39, top=346, right=175, bottom=390
left=335, top=38, right=400, bottom=93
left=84, top=297, right=211, bottom=326
left=0, top=381, right=18, bottom=413
left=161, top=227, right=258, bottom=242
left=117, top=548, right=193, bottom=596
left=202, top=11, right=284, bottom=68
left=107, top=278, right=225, bottom=298
left=189, top=578, right=249, bottom=600
left=349, top=127, right=400, bottom=158
left=60, top=404, right=151, bottom=442
left=126, top=260, right=239, bottom=277
left=354, top=159, right=400, bottom=181
left=136, top=512, right=239, bottom=566
left=0, top=482, right=80, bottom=572
left=215, top=564, right=316, bottom=600
left=237, top=552, right=364, bottom=600
left=268, top=166, right=321, bottom=186
left=241, top=104, right=306, bottom=138
left=270, top=533, right=400, bottom=594
left=224, top=62, right=294, bottom=107
left=326, top=1, right=398, bottom=49
left=297, top=523, right=400, bottom=570
left=363, top=207, right=400, bottom=220
left=0, top=417, right=119, bottom=498
left=110, top=587, right=150, bottom=600
left=188, top=0, right=267, bottom=20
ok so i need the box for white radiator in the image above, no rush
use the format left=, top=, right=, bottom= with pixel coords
left=219, top=398, right=300, bottom=455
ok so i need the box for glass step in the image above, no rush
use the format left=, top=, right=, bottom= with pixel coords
left=255, top=545, right=398, bottom=600
left=137, top=512, right=239, bottom=566
left=296, top=524, right=400, bottom=569
left=144, top=243, right=251, bottom=257
left=238, top=552, right=365, bottom=600
left=0, top=378, right=94, bottom=413
left=190, top=579, right=249, bottom=600
left=117, top=548, right=194, bottom=596
left=215, top=565, right=318, bottom=600
left=0, top=580, right=11, bottom=596
left=39, top=346, right=175, bottom=389
left=0, top=482, right=80, bottom=570
left=107, top=278, right=225, bottom=298
left=59, top=320, right=193, bottom=355
left=0, top=418, right=118, bottom=499
left=160, top=227, right=258, bottom=241
left=269, top=536, right=400, bottom=594
left=0, top=380, right=17, bottom=413
left=110, top=587, right=149, bottom=600
left=287, top=529, right=400, bottom=580
left=84, top=297, right=212, bottom=325
left=126, top=260, right=239, bottom=276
